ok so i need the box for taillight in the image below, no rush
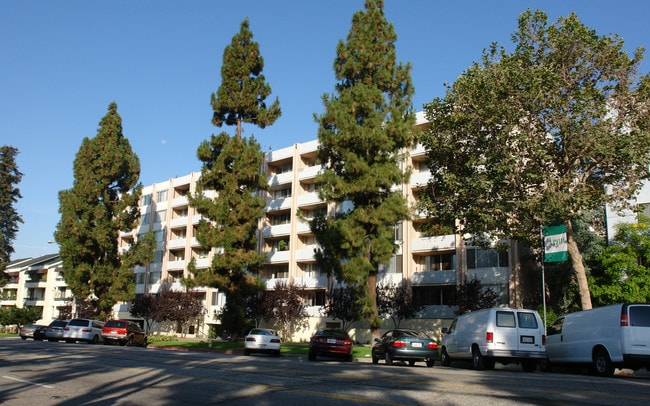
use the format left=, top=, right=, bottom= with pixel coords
left=271, top=338, right=281, bottom=343
left=246, top=337, right=256, bottom=342
left=82, top=328, right=92, bottom=332
left=486, top=332, right=494, bottom=343
left=63, top=327, right=70, bottom=331
left=344, top=338, right=352, bottom=346
left=428, top=342, right=438, bottom=350
left=392, top=340, right=406, bottom=348
left=621, top=313, right=629, bottom=326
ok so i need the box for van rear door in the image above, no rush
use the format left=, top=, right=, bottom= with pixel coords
left=516, top=311, right=543, bottom=352
left=622, top=304, right=650, bottom=358
left=494, top=310, right=518, bottom=350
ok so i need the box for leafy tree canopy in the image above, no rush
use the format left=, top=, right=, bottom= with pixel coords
left=590, top=215, right=650, bottom=305
left=313, top=0, right=415, bottom=335
left=55, top=102, right=147, bottom=317
left=0, top=146, right=23, bottom=275
left=420, top=10, right=650, bottom=310
left=376, top=281, right=423, bottom=328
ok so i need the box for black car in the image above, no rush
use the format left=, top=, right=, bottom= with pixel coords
left=372, top=329, right=438, bottom=367
left=308, top=329, right=353, bottom=362
left=33, top=325, right=48, bottom=341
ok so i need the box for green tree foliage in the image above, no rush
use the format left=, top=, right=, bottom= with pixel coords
left=376, top=281, right=423, bottom=328
left=55, top=102, right=149, bottom=318
left=454, top=278, right=499, bottom=315
left=419, top=10, right=650, bottom=311
left=320, top=286, right=363, bottom=333
left=0, top=146, right=23, bottom=278
left=312, top=0, right=415, bottom=337
left=590, top=215, right=650, bottom=305
left=188, top=18, right=280, bottom=337
left=0, top=306, right=41, bottom=329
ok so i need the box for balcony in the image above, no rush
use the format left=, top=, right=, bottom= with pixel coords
left=167, top=238, right=187, bottom=249
left=296, top=221, right=312, bottom=234
left=467, top=267, right=510, bottom=284
left=296, top=246, right=317, bottom=261
left=266, top=145, right=294, bottom=162
left=172, top=196, right=189, bottom=208
left=167, top=260, right=185, bottom=271
left=265, top=277, right=290, bottom=289
left=267, top=250, right=290, bottom=263
left=170, top=216, right=188, bottom=229
left=293, top=275, right=328, bottom=288
left=262, top=223, right=291, bottom=238
left=297, top=192, right=323, bottom=208
left=410, top=143, right=426, bottom=159
left=410, top=170, right=431, bottom=188
left=194, top=258, right=210, bottom=269
left=266, top=197, right=292, bottom=212
left=410, top=235, right=455, bottom=253
left=268, top=171, right=293, bottom=187
left=410, top=269, right=456, bottom=285
left=299, top=165, right=322, bottom=181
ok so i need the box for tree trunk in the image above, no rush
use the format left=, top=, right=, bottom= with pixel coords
left=367, top=271, right=381, bottom=339
left=565, top=221, right=593, bottom=310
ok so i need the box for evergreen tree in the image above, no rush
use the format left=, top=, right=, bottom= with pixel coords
left=189, top=18, right=280, bottom=338
left=312, top=0, right=415, bottom=338
left=55, top=102, right=149, bottom=317
left=419, top=10, right=650, bottom=310
left=0, top=146, right=23, bottom=279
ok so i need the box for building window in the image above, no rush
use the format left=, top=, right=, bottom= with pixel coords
left=140, top=212, right=150, bottom=225
left=466, top=247, right=509, bottom=269
left=413, top=285, right=455, bottom=306
left=149, top=271, right=161, bottom=285
left=156, top=189, right=168, bottom=202
left=429, top=252, right=456, bottom=271
left=270, top=212, right=291, bottom=225
left=142, top=194, right=152, bottom=206
left=135, top=273, right=145, bottom=284
left=304, top=290, right=326, bottom=306
left=270, top=265, right=289, bottom=279
left=274, top=163, right=293, bottom=174
left=274, top=187, right=291, bottom=199
left=155, top=209, right=167, bottom=223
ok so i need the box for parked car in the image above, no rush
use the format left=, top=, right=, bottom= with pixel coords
left=43, top=319, right=69, bottom=342
left=62, top=318, right=105, bottom=344
left=441, top=307, right=546, bottom=372
left=102, top=319, right=148, bottom=347
left=33, top=325, right=48, bottom=341
left=308, top=329, right=353, bottom=362
left=244, top=328, right=281, bottom=356
left=372, top=329, right=438, bottom=367
left=543, top=303, right=650, bottom=377
left=19, top=324, right=46, bottom=340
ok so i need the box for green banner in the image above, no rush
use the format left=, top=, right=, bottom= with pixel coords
left=543, top=224, right=568, bottom=262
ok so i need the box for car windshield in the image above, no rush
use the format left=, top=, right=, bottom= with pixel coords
left=318, top=330, right=347, bottom=338
left=105, top=320, right=127, bottom=328
left=67, top=319, right=89, bottom=327
left=52, top=320, right=68, bottom=327
left=250, top=329, right=275, bottom=336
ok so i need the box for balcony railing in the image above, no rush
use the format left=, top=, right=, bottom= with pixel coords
left=410, top=235, right=455, bottom=253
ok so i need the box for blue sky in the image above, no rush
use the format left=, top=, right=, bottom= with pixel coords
left=3, top=0, right=649, bottom=260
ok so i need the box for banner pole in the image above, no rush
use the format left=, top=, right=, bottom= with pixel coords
left=540, top=227, right=547, bottom=328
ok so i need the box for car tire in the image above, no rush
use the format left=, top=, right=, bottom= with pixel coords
left=21, top=337, right=27, bottom=340
left=539, top=358, right=554, bottom=372
left=244, top=349, right=250, bottom=356
left=426, top=359, right=435, bottom=368
left=521, top=360, right=537, bottom=372
left=441, top=348, right=451, bottom=367
left=90, top=335, right=99, bottom=344
left=472, top=347, right=486, bottom=370
left=48, top=339, right=58, bottom=342
left=308, top=350, right=316, bottom=361
left=408, top=360, right=416, bottom=366
left=126, top=336, right=134, bottom=346
left=346, top=354, right=353, bottom=362
left=275, top=350, right=281, bottom=357
left=385, top=351, right=393, bottom=366
left=371, top=351, right=379, bottom=364
left=593, top=349, right=615, bottom=377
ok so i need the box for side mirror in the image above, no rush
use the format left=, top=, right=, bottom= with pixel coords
left=441, top=327, right=449, bottom=334
left=373, top=337, right=380, bottom=343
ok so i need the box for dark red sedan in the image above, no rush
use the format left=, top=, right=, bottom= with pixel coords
left=308, top=329, right=353, bottom=362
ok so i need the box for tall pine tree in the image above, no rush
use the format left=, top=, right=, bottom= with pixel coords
left=55, top=102, right=149, bottom=317
left=0, top=146, right=23, bottom=280
left=312, top=0, right=415, bottom=338
left=188, top=18, right=280, bottom=337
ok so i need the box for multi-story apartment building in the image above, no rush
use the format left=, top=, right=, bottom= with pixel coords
left=1, top=254, right=71, bottom=324
left=114, top=112, right=517, bottom=341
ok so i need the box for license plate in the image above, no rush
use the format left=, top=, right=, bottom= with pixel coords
left=411, top=342, right=422, bottom=348
left=327, top=338, right=337, bottom=344
left=520, top=336, right=534, bottom=344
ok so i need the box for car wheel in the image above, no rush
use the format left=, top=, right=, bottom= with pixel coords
left=91, top=335, right=99, bottom=344
left=48, top=339, right=58, bottom=342
left=441, top=348, right=451, bottom=367
left=539, top=358, right=554, bottom=372
left=308, top=350, right=316, bottom=361
left=346, top=354, right=353, bottom=362
left=521, top=360, right=537, bottom=372
left=275, top=350, right=281, bottom=357
left=66, top=339, right=74, bottom=343
left=371, top=351, right=379, bottom=364
left=385, top=351, right=393, bottom=366
left=126, top=336, right=134, bottom=346
left=426, top=359, right=435, bottom=368
left=593, top=349, right=615, bottom=377
left=244, top=348, right=250, bottom=356
left=408, top=360, right=416, bottom=367
left=472, top=347, right=485, bottom=370
left=21, top=337, right=27, bottom=340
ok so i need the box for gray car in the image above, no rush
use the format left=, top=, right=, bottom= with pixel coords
left=43, top=319, right=69, bottom=342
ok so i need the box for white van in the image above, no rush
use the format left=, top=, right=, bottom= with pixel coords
left=441, top=307, right=547, bottom=372
left=544, top=303, right=650, bottom=376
